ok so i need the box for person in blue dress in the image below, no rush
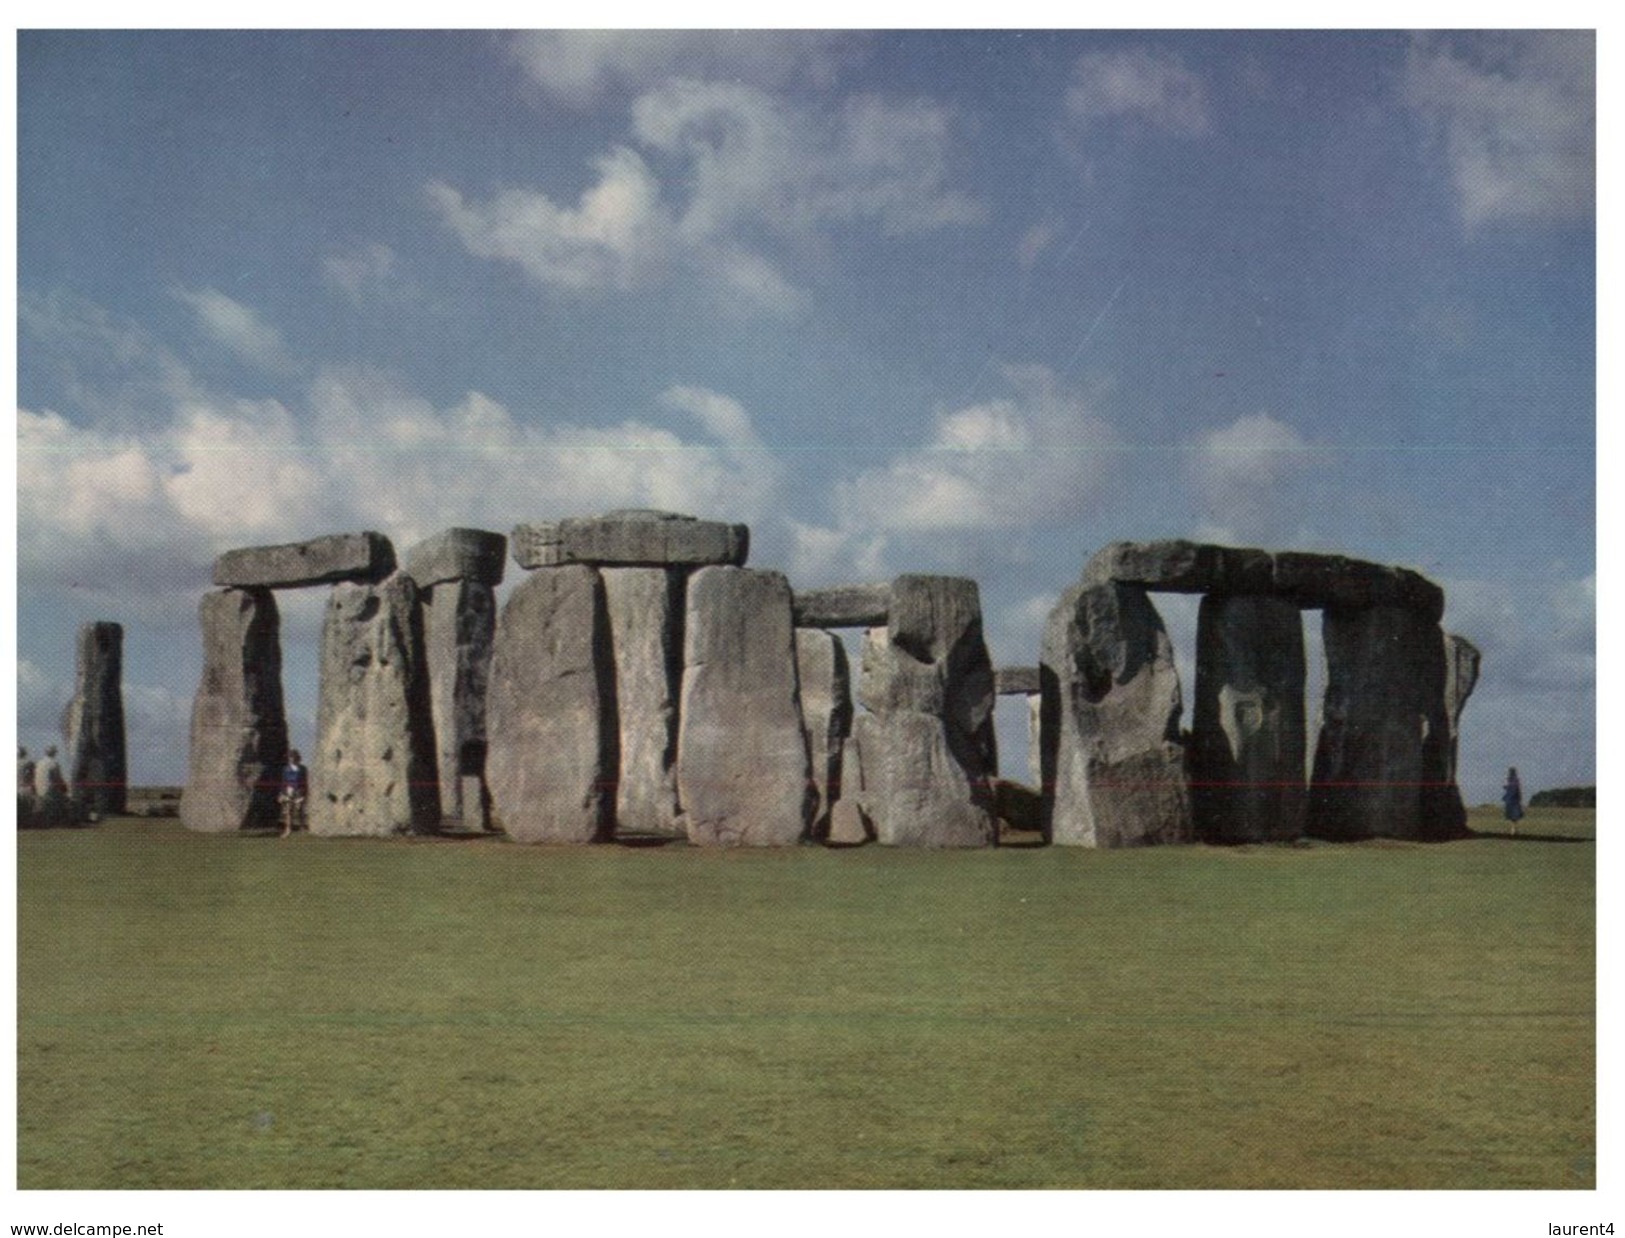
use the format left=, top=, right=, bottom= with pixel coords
left=1502, top=767, right=1525, bottom=834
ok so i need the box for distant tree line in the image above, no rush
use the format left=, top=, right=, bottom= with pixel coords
left=1528, top=786, right=1595, bottom=809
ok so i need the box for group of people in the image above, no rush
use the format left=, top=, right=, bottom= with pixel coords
left=17, top=745, right=73, bottom=828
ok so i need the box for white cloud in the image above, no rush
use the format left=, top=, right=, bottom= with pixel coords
left=172, top=286, right=296, bottom=372
left=507, top=31, right=861, bottom=108
left=321, top=242, right=399, bottom=302
left=430, top=80, right=981, bottom=311
left=427, top=148, right=674, bottom=294
left=18, top=371, right=789, bottom=613
left=1189, top=412, right=1319, bottom=545
left=1064, top=48, right=1212, bottom=137
left=1403, top=32, right=1594, bottom=229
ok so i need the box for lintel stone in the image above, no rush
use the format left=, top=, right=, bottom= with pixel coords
left=994, top=666, right=1040, bottom=696
left=511, top=510, right=748, bottom=570
left=792, top=583, right=891, bottom=629
left=404, top=528, right=507, bottom=588
left=213, top=532, right=396, bottom=589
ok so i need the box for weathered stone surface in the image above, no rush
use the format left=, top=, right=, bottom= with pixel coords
left=1040, top=582, right=1193, bottom=847
left=403, top=528, right=507, bottom=588
left=853, top=575, right=997, bottom=847
left=486, top=566, right=617, bottom=843
left=1082, top=540, right=1444, bottom=620
left=62, top=621, right=127, bottom=818
left=420, top=578, right=497, bottom=828
left=1309, top=606, right=1459, bottom=841
left=792, top=583, right=891, bottom=629
left=795, top=629, right=852, bottom=837
left=182, top=590, right=287, bottom=833
left=511, top=510, right=748, bottom=570
left=310, top=573, right=439, bottom=837
left=1028, top=693, right=1043, bottom=789
left=1443, top=632, right=1482, bottom=785
left=1190, top=595, right=1306, bottom=843
left=825, top=796, right=871, bottom=845
left=995, top=666, right=1040, bottom=696
left=678, top=566, right=812, bottom=845
left=213, top=531, right=396, bottom=589
left=603, top=567, right=684, bottom=837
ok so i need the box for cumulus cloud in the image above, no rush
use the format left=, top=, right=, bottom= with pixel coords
left=1064, top=47, right=1213, bottom=137
left=430, top=80, right=981, bottom=310
left=507, top=30, right=861, bottom=107
left=1189, top=412, right=1319, bottom=545
left=18, top=368, right=787, bottom=614
left=790, top=366, right=1123, bottom=582
left=172, top=286, right=296, bottom=372
left=1403, top=31, right=1594, bottom=229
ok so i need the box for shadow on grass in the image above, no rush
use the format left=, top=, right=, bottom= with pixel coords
left=1468, top=829, right=1594, bottom=844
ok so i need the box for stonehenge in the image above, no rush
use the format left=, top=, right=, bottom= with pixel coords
left=175, top=519, right=1478, bottom=849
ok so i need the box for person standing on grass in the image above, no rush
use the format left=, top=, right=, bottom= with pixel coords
left=34, top=745, right=70, bottom=827
left=279, top=750, right=309, bottom=838
left=17, top=747, right=37, bottom=827
left=1503, top=767, right=1525, bottom=834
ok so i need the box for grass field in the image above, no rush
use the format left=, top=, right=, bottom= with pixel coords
left=16, top=806, right=1594, bottom=1189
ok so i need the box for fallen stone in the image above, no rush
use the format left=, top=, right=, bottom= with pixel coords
left=213, top=531, right=396, bottom=589
left=995, top=666, right=1040, bottom=696
left=1040, top=582, right=1193, bottom=847
left=1190, top=595, right=1307, bottom=843
left=420, top=578, right=497, bottom=828
left=62, top=621, right=127, bottom=819
left=603, top=567, right=685, bottom=837
left=486, top=565, right=617, bottom=843
left=182, top=590, right=288, bottom=833
left=403, top=528, right=507, bottom=588
left=678, top=566, right=812, bottom=845
left=1309, top=606, right=1459, bottom=841
left=511, top=510, right=748, bottom=570
left=310, top=573, right=439, bottom=837
left=792, top=583, right=892, bottom=629
left=795, top=629, right=853, bottom=837
left=853, top=575, right=997, bottom=847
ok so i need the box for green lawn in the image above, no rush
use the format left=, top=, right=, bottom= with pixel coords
left=16, top=807, right=1594, bottom=1189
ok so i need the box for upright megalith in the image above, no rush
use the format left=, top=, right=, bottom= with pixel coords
left=1308, top=606, right=1457, bottom=841
left=406, top=528, right=506, bottom=829
left=852, top=575, right=997, bottom=848
left=1442, top=633, right=1481, bottom=785
left=486, top=566, right=618, bottom=843
left=603, top=567, right=685, bottom=837
left=678, top=566, right=812, bottom=845
left=1191, top=595, right=1306, bottom=843
left=310, top=573, right=439, bottom=836
left=182, top=590, right=288, bottom=833
left=1040, top=582, right=1192, bottom=847
left=511, top=510, right=748, bottom=570
left=63, top=621, right=127, bottom=819
left=795, top=628, right=853, bottom=838
left=213, top=531, right=396, bottom=589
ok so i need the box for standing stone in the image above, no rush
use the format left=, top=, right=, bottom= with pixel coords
left=1190, top=595, right=1307, bottom=843
left=182, top=589, right=287, bottom=833
left=678, top=566, right=812, bottom=845
left=420, top=578, right=497, bottom=829
left=1309, top=606, right=1458, bottom=841
left=603, top=567, right=684, bottom=837
left=1040, top=582, right=1192, bottom=847
left=852, top=576, right=997, bottom=848
left=795, top=629, right=853, bottom=838
left=1028, top=693, right=1043, bottom=789
left=486, top=566, right=617, bottom=843
left=310, top=573, right=439, bottom=837
left=1443, top=633, right=1482, bottom=786
left=62, top=621, right=127, bottom=819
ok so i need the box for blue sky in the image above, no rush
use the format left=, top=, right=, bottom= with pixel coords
left=15, top=29, right=1595, bottom=800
